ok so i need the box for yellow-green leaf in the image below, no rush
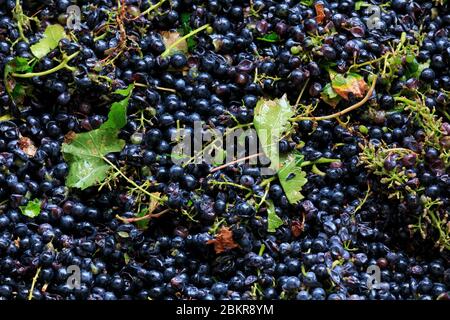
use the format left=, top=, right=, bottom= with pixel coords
left=30, top=24, right=67, bottom=59
left=253, top=94, right=294, bottom=170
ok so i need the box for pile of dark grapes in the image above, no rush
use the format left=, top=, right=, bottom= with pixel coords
left=0, top=0, right=449, bottom=300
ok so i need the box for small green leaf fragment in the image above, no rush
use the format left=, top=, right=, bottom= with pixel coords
left=278, top=153, right=308, bottom=204
left=0, top=114, right=13, bottom=121
left=136, top=208, right=150, bottom=230
left=300, top=0, right=314, bottom=7
left=4, top=57, right=32, bottom=100
left=101, top=84, right=134, bottom=130
left=20, top=199, right=41, bottom=218
left=405, top=59, right=430, bottom=79
left=257, top=32, right=279, bottom=43
left=355, top=1, right=369, bottom=10
left=267, top=200, right=283, bottom=233
left=321, top=83, right=342, bottom=107
left=180, top=13, right=196, bottom=50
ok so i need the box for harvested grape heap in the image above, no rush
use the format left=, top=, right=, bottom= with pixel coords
left=0, top=0, right=449, bottom=300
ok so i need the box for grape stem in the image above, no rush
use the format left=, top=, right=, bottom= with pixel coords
left=130, top=0, right=168, bottom=21
left=291, top=76, right=377, bottom=121
left=210, top=152, right=263, bottom=173
left=12, top=52, right=80, bottom=78
left=28, top=267, right=41, bottom=300
left=300, top=157, right=341, bottom=167
left=116, top=208, right=170, bottom=223
left=161, top=24, right=210, bottom=58
left=102, top=156, right=161, bottom=201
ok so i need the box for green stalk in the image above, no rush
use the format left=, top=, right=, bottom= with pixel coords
left=14, top=0, right=29, bottom=44
left=311, top=164, right=326, bottom=176
left=301, top=157, right=340, bottom=167
left=28, top=267, right=41, bottom=300
left=102, top=156, right=161, bottom=201
left=394, top=96, right=418, bottom=106
left=161, top=24, right=210, bottom=58
left=133, top=0, right=168, bottom=20
left=12, top=52, right=80, bottom=78
left=292, top=76, right=377, bottom=121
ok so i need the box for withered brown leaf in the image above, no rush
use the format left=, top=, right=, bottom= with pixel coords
left=18, top=136, right=37, bottom=157
left=207, top=226, right=239, bottom=254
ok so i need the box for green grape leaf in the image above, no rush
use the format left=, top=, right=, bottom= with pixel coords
left=405, top=59, right=430, bottom=80
left=267, top=200, right=283, bottom=232
left=135, top=208, right=150, bottom=230
left=278, top=152, right=308, bottom=204
left=4, top=57, right=33, bottom=103
left=30, top=24, right=66, bottom=59
left=101, top=84, right=134, bottom=129
left=257, top=32, right=279, bottom=43
left=180, top=13, right=196, bottom=50
left=62, top=128, right=125, bottom=189
left=19, top=199, right=41, bottom=218
left=254, top=94, right=294, bottom=170
left=62, top=86, right=133, bottom=189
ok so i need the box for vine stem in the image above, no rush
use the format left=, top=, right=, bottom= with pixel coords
left=260, top=176, right=276, bottom=187
left=210, top=152, right=263, bottom=173
left=130, top=0, right=168, bottom=21
left=102, top=157, right=161, bottom=201
left=382, top=147, right=418, bottom=155
left=352, top=183, right=371, bottom=215
left=291, top=76, right=377, bottom=122
left=348, top=55, right=387, bottom=72
left=116, top=208, right=170, bottom=223
left=161, top=24, right=210, bottom=58
left=209, top=180, right=251, bottom=191
left=28, top=267, right=41, bottom=300
left=311, top=164, right=325, bottom=176
left=294, top=78, right=310, bottom=107
left=301, top=157, right=341, bottom=167
left=394, top=96, right=418, bottom=106
left=12, top=52, right=80, bottom=78
left=16, top=1, right=28, bottom=43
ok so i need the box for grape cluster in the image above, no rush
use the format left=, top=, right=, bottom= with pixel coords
left=0, top=0, right=449, bottom=300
